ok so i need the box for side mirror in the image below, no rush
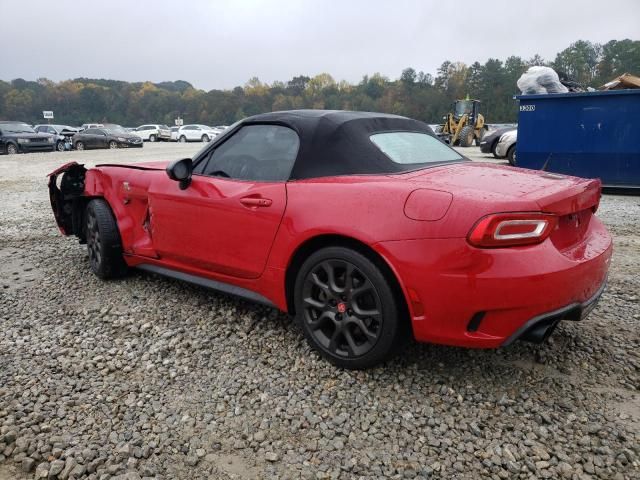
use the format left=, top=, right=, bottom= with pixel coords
left=166, top=158, right=193, bottom=190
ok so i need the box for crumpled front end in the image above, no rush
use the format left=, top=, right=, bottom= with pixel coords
left=48, top=162, right=87, bottom=237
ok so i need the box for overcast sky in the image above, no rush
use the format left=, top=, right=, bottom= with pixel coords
left=2, top=0, right=638, bottom=90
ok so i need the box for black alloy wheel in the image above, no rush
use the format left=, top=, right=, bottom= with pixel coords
left=85, top=199, right=127, bottom=279
left=295, top=247, right=404, bottom=369
left=86, top=207, right=102, bottom=273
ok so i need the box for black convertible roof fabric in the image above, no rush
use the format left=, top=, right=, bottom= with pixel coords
left=240, top=110, right=439, bottom=180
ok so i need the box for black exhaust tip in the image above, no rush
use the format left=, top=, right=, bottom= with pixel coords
left=520, top=317, right=560, bottom=344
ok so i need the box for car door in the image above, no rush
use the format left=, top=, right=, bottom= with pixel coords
left=80, top=129, right=96, bottom=148
left=89, top=129, right=103, bottom=148
left=147, top=124, right=300, bottom=279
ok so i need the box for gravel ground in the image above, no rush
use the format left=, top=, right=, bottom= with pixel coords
left=1, top=144, right=639, bottom=480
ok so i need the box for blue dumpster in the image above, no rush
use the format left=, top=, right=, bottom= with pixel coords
left=515, top=89, right=640, bottom=190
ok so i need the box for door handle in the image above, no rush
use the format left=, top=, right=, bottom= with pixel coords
left=240, top=197, right=272, bottom=208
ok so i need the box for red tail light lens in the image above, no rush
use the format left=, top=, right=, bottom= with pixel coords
left=468, top=213, right=558, bottom=248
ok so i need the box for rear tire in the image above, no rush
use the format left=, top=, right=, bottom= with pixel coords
left=149, top=134, right=157, bottom=142
left=179, top=135, right=187, bottom=143
left=85, top=199, right=127, bottom=279
left=294, top=246, right=404, bottom=369
left=507, top=145, right=517, bottom=166
left=201, top=135, right=209, bottom=142
left=75, top=141, right=85, bottom=151
left=458, top=125, right=475, bottom=147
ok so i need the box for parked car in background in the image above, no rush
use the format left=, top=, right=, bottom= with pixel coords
left=72, top=125, right=143, bottom=150
left=34, top=124, right=80, bottom=152
left=495, top=130, right=517, bottom=165
left=80, top=123, right=104, bottom=131
left=0, top=121, right=55, bottom=154
left=170, top=126, right=180, bottom=141
left=135, top=124, right=171, bottom=142
left=48, top=110, right=611, bottom=369
left=176, top=124, right=219, bottom=142
left=479, top=127, right=516, bottom=158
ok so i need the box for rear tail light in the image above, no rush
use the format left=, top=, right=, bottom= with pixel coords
left=468, top=212, right=557, bottom=248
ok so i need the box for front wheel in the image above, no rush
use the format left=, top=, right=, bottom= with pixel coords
left=179, top=135, right=187, bottom=143
left=201, top=135, right=209, bottom=142
left=458, top=125, right=475, bottom=147
left=85, top=199, right=127, bottom=279
left=109, top=140, right=118, bottom=149
left=6, top=143, right=18, bottom=154
left=294, top=247, right=404, bottom=369
left=56, top=141, right=66, bottom=152
left=149, top=134, right=157, bottom=142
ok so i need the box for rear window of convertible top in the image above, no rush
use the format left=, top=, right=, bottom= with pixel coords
left=370, top=131, right=462, bottom=164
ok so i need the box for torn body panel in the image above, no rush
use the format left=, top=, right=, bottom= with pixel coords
left=48, top=162, right=158, bottom=258
left=48, top=162, right=87, bottom=238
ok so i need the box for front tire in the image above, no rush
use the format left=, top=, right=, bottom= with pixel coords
left=294, top=247, right=403, bottom=369
left=109, top=140, right=118, bottom=149
left=201, top=135, right=209, bottom=142
left=85, top=199, right=127, bottom=279
left=179, top=135, right=187, bottom=143
left=149, top=134, right=157, bottom=142
left=458, top=125, right=475, bottom=147
left=56, top=141, right=66, bottom=152
left=6, top=143, right=18, bottom=154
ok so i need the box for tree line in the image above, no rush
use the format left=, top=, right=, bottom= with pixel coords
left=0, top=39, right=637, bottom=127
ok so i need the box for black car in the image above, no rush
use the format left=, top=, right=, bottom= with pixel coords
left=0, top=122, right=56, bottom=154
left=479, top=127, right=516, bottom=157
left=34, top=124, right=80, bottom=152
left=73, top=125, right=143, bottom=150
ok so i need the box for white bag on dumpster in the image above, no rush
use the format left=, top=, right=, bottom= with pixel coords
left=517, top=66, right=569, bottom=94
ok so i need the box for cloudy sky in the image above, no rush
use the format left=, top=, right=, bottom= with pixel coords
left=3, top=0, right=638, bottom=90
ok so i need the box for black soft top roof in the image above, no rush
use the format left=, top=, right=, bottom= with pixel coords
left=239, top=109, right=442, bottom=180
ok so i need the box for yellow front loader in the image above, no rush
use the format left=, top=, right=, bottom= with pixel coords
left=436, top=99, right=486, bottom=147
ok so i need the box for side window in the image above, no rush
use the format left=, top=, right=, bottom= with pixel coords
left=48, top=127, right=56, bottom=134
left=85, top=129, right=96, bottom=134
left=199, top=125, right=299, bottom=182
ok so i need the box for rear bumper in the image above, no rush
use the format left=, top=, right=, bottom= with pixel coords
left=502, top=277, right=606, bottom=346
left=375, top=216, right=612, bottom=348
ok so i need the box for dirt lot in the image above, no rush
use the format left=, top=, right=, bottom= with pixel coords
left=1, top=144, right=639, bottom=479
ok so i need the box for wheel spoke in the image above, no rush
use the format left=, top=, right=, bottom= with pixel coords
left=348, top=316, right=378, bottom=341
left=307, top=310, right=334, bottom=331
left=352, top=302, right=381, bottom=320
left=343, top=328, right=368, bottom=357
left=325, top=262, right=344, bottom=295
left=350, top=278, right=374, bottom=301
left=303, top=296, right=325, bottom=309
left=327, top=327, right=342, bottom=352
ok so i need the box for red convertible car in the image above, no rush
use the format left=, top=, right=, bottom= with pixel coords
left=49, top=110, right=612, bottom=368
